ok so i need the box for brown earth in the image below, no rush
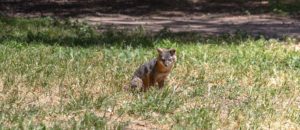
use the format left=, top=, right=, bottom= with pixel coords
left=79, top=13, right=300, bottom=39
left=1, top=0, right=300, bottom=39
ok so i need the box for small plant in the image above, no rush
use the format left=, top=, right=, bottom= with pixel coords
left=125, top=88, right=183, bottom=117
left=78, top=112, right=106, bottom=129
left=173, top=108, right=214, bottom=129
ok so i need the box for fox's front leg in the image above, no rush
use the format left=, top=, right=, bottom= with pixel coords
left=158, top=80, right=165, bottom=89
left=142, top=77, right=150, bottom=92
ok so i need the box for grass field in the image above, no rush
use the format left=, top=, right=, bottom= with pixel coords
left=0, top=17, right=299, bottom=129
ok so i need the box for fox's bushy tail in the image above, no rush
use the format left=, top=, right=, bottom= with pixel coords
left=123, top=76, right=143, bottom=91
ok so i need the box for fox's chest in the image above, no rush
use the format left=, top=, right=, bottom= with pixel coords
left=154, top=72, right=170, bottom=82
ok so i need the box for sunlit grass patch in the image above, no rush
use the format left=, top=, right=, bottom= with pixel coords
left=0, top=17, right=299, bottom=129
left=121, top=88, right=184, bottom=117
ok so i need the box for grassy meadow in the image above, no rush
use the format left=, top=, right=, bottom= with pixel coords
left=0, top=17, right=300, bottom=129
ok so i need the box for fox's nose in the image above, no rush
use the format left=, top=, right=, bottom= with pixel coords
left=163, top=62, right=168, bottom=67
left=164, top=61, right=171, bottom=67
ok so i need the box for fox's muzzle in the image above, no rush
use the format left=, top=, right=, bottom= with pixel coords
left=163, top=60, right=173, bottom=67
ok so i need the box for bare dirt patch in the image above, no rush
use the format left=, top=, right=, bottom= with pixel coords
left=2, top=1, right=300, bottom=39
left=78, top=13, right=300, bottom=39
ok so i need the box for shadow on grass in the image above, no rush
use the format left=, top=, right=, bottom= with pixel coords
left=0, top=16, right=286, bottom=48
left=0, top=16, right=149, bottom=48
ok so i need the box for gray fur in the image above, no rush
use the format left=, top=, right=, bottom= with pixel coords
left=126, top=48, right=176, bottom=91
left=133, top=59, right=157, bottom=78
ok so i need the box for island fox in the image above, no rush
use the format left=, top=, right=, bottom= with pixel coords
left=124, top=48, right=176, bottom=91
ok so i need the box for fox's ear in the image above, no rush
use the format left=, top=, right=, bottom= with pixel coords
left=157, top=48, right=163, bottom=54
left=169, top=49, right=176, bottom=55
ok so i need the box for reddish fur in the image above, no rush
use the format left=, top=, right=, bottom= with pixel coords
left=156, top=60, right=172, bottom=73
left=140, top=61, right=172, bottom=91
left=126, top=48, right=176, bottom=92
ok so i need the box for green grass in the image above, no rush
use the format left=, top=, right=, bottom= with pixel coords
left=0, top=17, right=299, bottom=129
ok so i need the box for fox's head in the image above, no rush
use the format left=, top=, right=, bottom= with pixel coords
left=157, top=48, right=177, bottom=68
